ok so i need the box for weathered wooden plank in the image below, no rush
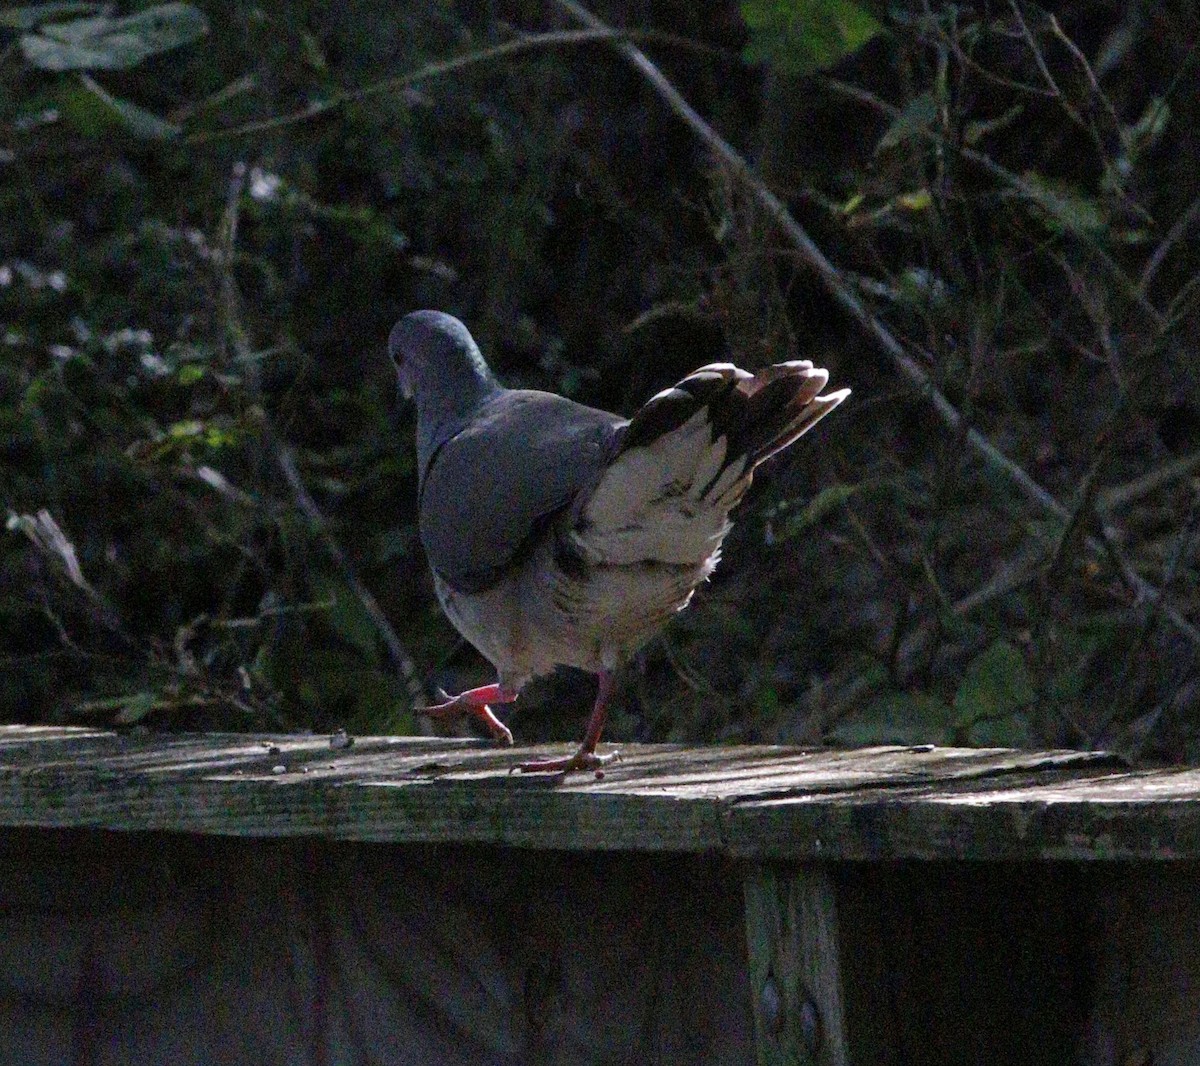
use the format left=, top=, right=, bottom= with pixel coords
left=0, top=728, right=1118, bottom=805
left=0, top=763, right=727, bottom=852
left=725, top=768, right=1200, bottom=861
left=744, top=864, right=848, bottom=1066
left=2, top=726, right=1199, bottom=859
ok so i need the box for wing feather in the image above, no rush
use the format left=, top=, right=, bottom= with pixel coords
left=420, top=391, right=622, bottom=593
left=576, top=360, right=848, bottom=568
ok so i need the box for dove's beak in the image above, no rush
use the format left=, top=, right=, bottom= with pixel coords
left=389, top=350, right=414, bottom=400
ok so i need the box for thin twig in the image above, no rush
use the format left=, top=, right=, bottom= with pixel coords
left=556, top=0, right=1200, bottom=649
left=1009, top=1, right=1085, bottom=127
left=218, top=161, right=248, bottom=367
left=1099, top=448, right=1200, bottom=513
left=187, top=30, right=618, bottom=143
left=953, top=538, right=1050, bottom=615
left=1046, top=13, right=1123, bottom=142
left=185, top=28, right=731, bottom=145
left=792, top=532, right=1055, bottom=743
left=1047, top=400, right=1125, bottom=580
left=557, top=2, right=1056, bottom=506
left=214, top=163, right=428, bottom=709
left=1139, top=192, right=1200, bottom=298
left=266, top=424, right=428, bottom=709
left=819, top=75, right=1167, bottom=329
left=814, top=79, right=1197, bottom=639
left=1093, top=485, right=1200, bottom=744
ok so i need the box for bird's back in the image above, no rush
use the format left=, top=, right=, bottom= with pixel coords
left=419, top=389, right=622, bottom=595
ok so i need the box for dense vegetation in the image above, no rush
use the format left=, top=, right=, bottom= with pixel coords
left=2, top=1, right=1198, bottom=761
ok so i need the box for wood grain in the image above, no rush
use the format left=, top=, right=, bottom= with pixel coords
left=2, top=725, right=1194, bottom=859
left=744, top=864, right=848, bottom=1066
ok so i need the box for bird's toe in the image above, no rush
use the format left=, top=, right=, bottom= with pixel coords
left=516, top=747, right=619, bottom=776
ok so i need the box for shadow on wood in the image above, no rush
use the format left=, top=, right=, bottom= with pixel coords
left=0, top=832, right=752, bottom=1065
left=3, top=727, right=1200, bottom=1063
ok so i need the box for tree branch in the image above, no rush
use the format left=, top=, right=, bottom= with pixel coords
left=555, top=0, right=1200, bottom=648
left=186, top=27, right=733, bottom=145
left=265, top=423, right=428, bottom=710
left=215, top=163, right=428, bottom=710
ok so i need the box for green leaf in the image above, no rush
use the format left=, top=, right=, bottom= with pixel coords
left=742, top=0, right=885, bottom=75
left=1011, top=173, right=1106, bottom=237
left=19, top=2, right=208, bottom=70
left=20, top=28, right=138, bottom=68
left=954, top=639, right=1034, bottom=727
left=168, top=418, right=204, bottom=439
left=52, top=78, right=115, bottom=135
left=79, top=73, right=179, bottom=139
left=895, top=189, right=932, bottom=211
left=114, top=690, right=157, bottom=724
left=829, top=691, right=955, bottom=747
left=896, top=267, right=950, bottom=308
left=876, top=92, right=937, bottom=154
left=1125, top=97, right=1170, bottom=156
left=0, top=2, right=99, bottom=30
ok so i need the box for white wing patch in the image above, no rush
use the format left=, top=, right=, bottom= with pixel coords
left=580, top=407, right=744, bottom=566
left=574, top=356, right=847, bottom=571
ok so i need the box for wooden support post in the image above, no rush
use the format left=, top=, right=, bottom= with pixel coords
left=743, top=864, right=848, bottom=1066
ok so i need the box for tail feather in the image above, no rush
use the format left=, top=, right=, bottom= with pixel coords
left=578, top=359, right=848, bottom=566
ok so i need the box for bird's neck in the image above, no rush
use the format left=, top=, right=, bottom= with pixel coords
left=414, top=359, right=502, bottom=479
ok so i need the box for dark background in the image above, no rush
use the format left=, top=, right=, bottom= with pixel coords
left=2, top=0, right=1198, bottom=760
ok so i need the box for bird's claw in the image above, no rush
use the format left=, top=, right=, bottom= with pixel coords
left=417, top=689, right=469, bottom=718
left=515, top=747, right=620, bottom=776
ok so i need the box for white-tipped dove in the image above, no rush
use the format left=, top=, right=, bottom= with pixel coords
left=389, top=310, right=849, bottom=773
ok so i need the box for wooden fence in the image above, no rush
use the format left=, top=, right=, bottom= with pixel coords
left=1, top=725, right=1198, bottom=1064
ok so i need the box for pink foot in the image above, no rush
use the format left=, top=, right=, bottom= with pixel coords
left=419, top=683, right=517, bottom=746
left=517, top=671, right=619, bottom=774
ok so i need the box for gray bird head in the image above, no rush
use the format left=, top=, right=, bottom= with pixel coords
left=388, top=310, right=503, bottom=480
left=388, top=310, right=496, bottom=400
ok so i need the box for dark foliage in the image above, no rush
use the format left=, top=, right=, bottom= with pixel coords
left=2, top=0, right=1198, bottom=761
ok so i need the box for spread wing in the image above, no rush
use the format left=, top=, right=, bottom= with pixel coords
left=419, top=390, right=624, bottom=594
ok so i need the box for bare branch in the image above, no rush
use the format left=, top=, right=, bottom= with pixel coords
left=1094, top=485, right=1200, bottom=744
left=213, top=163, right=428, bottom=710
left=1139, top=193, right=1200, bottom=298
left=819, top=75, right=1167, bottom=329
left=185, top=28, right=733, bottom=145
left=1099, top=449, right=1200, bottom=513
left=266, top=425, right=428, bottom=709
left=555, top=0, right=1200, bottom=649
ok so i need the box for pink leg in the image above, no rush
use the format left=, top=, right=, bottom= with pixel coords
left=419, top=682, right=518, bottom=746
left=518, top=671, right=619, bottom=775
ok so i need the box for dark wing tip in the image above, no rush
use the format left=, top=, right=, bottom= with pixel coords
left=619, top=365, right=749, bottom=456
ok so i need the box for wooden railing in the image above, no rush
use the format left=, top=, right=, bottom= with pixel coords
left=2, top=725, right=1197, bottom=1065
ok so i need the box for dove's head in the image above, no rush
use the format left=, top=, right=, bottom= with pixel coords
left=388, top=310, right=496, bottom=403
left=389, top=310, right=503, bottom=479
